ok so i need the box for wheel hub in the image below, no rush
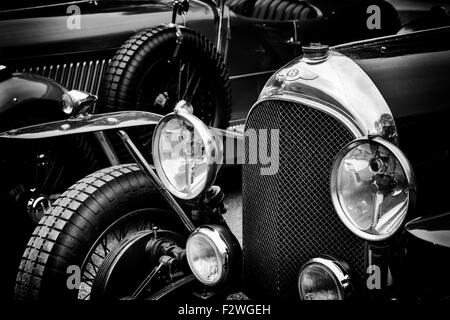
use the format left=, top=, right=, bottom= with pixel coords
left=91, top=229, right=185, bottom=300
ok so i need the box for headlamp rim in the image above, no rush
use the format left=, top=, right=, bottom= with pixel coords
left=298, top=256, right=352, bottom=300
left=330, top=136, right=416, bottom=241
left=152, top=111, right=222, bottom=200
left=186, top=225, right=230, bottom=286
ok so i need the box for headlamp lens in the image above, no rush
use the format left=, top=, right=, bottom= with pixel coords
left=155, top=116, right=210, bottom=199
left=298, top=264, right=342, bottom=300
left=186, top=232, right=224, bottom=285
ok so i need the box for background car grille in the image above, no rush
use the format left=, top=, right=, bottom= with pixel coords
left=243, top=99, right=366, bottom=299
left=14, top=59, right=109, bottom=95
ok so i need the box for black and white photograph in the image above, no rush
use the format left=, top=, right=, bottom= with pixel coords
left=0, top=0, right=449, bottom=311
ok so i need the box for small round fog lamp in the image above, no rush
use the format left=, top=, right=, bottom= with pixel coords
left=186, top=225, right=239, bottom=286
left=298, top=257, right=352, bottom=300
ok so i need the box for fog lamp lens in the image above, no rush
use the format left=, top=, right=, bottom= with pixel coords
left=299, top=264, right=341, bottom=300
left=186, top=225, right=238, bottom=286
left=187, top=234, right=223, bottom=285
left=298, top=257, right=352, bottom=300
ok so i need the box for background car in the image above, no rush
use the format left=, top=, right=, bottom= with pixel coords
left=2, top=0, right=448, bottom=125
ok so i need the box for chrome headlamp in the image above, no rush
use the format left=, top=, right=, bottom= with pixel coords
left=331, top=137, right=416, bottom=241
left=61, top=90, right=97, bottom=115
left=186, top=225, right=240, bottom=286
left=298, top=256, right=353, bottom=300
left=152, top=107, right=222, bottom=200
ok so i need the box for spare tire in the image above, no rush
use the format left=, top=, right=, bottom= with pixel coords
left=98, top=25, right=231, bottom=161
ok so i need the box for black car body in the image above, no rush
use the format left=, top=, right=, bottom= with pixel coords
left=242, top=26, right=450, bottom=300
left=1, top=0, right=449, bottom=123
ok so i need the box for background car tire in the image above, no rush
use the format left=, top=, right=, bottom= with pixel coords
left=98, top=25, right=231, bottom=161
left=14, top=164, right=185, bottom=300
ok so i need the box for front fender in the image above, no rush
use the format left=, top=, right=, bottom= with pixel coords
left=405, top=212, right=450, bottom=248
left=0, top=111, right=164, bottom=140
left=0, top=72, right=66, bottom=117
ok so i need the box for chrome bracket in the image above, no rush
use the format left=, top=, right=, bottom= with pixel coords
left=170, top=24, right=184, bottom=63
left=117, top=130, right=195, bottom=232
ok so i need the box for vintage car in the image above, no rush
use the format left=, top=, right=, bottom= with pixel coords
left=242, top=25, right=450, bottom=300
left=8, top=25, right=450, bottom=301
left=4, top=0, right=446, bottom=293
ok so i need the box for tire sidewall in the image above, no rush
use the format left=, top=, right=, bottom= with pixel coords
left=17, top=165, right=187, bottom=300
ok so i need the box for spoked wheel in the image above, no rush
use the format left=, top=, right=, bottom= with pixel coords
left=98, top=25, right=231, bottom=161
left=15, top=164, right=189, bottom=300
left=77, top=210, right=185, bottom=300
left=89, top=228, right=185, bottom=300
left=132, top=56, right=218, bottom=146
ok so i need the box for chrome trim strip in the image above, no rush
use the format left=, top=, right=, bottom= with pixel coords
left=250, top=94, right=363, bottom=138
left=229, top=70, right=276, bottom=81
left=0, top=0, right=89, bottom=14
left=332, top=26, right=450, bottom=51
left=228, top=118, right=246, bottom=126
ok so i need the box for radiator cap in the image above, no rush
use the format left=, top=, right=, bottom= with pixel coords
left=302, top=43, right=329, bottom=63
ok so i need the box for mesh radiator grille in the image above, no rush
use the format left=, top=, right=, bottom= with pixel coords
left=243, top=100, right=366, bottom=299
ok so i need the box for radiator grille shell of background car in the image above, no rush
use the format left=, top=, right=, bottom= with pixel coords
left=14, top=59, right=110, bottom=95
left=243, top=99, right=366, bottom=299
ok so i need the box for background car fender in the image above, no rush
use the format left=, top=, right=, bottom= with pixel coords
left=405, top=212, right=450, bottom=248
left=0, top=70, right=66, bottom=127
